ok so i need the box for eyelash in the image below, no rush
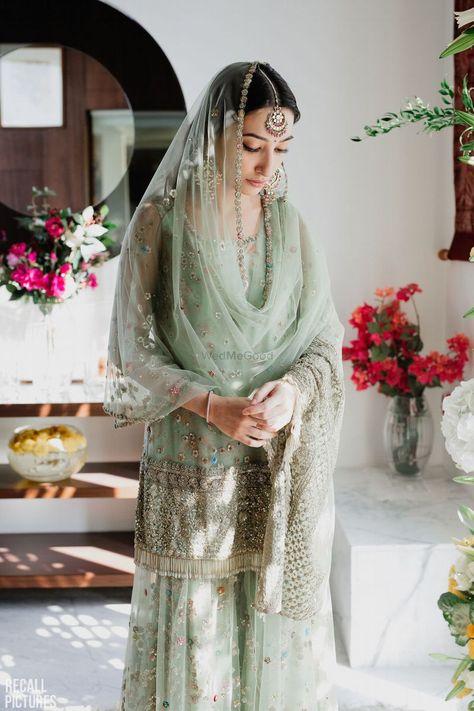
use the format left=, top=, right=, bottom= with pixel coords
left=243, top=144, right=288, bottom=153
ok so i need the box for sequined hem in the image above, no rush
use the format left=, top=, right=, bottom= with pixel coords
left=135, top=545, right=263, bottom=580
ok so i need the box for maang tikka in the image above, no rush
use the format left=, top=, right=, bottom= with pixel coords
left=258, top=63, right=289, bottom=139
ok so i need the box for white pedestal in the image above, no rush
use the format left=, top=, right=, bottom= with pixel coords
left=331, top=464, right=473, bottom=669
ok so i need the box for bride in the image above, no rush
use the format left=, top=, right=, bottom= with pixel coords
left=104, top=60, right=345, bottom=710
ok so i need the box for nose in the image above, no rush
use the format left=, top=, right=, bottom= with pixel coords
left=256, top=152, right=274, bottom=180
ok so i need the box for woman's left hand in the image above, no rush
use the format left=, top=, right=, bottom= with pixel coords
left=241, top=379, right=297, bottom=434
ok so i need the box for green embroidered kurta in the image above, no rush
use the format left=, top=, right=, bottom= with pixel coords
left=134, top=211, right=272, bottom=579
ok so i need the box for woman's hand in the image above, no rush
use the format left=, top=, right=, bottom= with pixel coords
left=241, top=379, right=297, bottom=433
left=208, top=395, right=279, bottom=447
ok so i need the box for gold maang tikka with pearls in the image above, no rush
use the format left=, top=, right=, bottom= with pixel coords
left=234, top=61, right=289, bottom=303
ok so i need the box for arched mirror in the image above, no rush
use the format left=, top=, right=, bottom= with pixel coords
left=0, top=0, right=187, bottom=406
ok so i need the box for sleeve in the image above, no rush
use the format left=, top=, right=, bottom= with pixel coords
left=102, top=200, right=216, bottom=429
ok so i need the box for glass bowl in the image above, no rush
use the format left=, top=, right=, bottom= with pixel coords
left=7, top=424, right=88, bottom=482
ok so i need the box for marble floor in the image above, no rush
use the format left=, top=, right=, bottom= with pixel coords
left=0, top=587, right=463, bottom=711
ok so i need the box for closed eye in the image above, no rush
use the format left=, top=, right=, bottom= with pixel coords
left=243, top=144, right=288, bottom=153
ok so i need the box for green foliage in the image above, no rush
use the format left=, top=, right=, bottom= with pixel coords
left=440, top=29, right=474, bottom=58
left=437, top=592, right=472, bottom=646
left=351, top=76, right=474, bottom=167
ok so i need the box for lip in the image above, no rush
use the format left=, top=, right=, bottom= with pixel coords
left=247, top=179, right=266, bottom=187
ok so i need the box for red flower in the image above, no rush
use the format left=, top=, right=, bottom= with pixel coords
left=349, top=303, right=376, bottom=329
left=45, top=217, right=65, bottom=238
left=343, top=283, right=468, bottom=397
left=396, top=283, right=422, bottom=302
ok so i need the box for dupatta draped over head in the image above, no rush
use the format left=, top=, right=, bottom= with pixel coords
left=103, top=61, right=345, bottom=620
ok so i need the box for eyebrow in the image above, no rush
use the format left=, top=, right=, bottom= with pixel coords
left=242, top=132, right=294, bottom=143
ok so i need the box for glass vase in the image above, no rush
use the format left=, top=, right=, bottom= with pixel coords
left=25, top=303, right=76, bottom=400
left=383, top=394, right=434, bottom=477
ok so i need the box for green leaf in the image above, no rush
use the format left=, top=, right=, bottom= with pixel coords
left=72, top=212, right=83, bottom=225
left=440, top=32, right=474, bottom=58
left=459, top=505, right=474, bottom=532
left=370, top=344, right=390, bottom=361
left=463, top=307, right=474, bottom=318
left=428, top=652, right=466, bottom=662
left=350, top=136, right=362, bottom=142
left=462, top=75, right=474, bottom=111
left=99, top=204, right=109, bottom=218
left=452, top=655, right=472, bottom=683
left=453, top=476, right=474, bottom=485
left=455, top=110, right=474, bottom=128
left=446, top=680, right=466, bottom=701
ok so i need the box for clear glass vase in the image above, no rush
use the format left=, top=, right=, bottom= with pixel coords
left=24, top=302, right=76, bottom=400
left=383, top=394, right=434, bottom=477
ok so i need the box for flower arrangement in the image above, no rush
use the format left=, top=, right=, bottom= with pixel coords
left=0, top=186, right=116, bottom=313
left=434, top=532, right=474, bottom=703
left=342, top=282, right=470, bottom=397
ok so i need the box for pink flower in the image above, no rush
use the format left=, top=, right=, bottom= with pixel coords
left=10, top=265, right=44, bottom=291
left=59, top=263, right=72, bottom=275
left=79, top=260, right=90, bottom=271
left=50, top=252, right=58, bottom=263
left=42, top=272, right=65, bottom=297
left=45, top=217, right=65, bottom=239
left=27, top=250, right=37, bottom=263
left=86, top=273, right=98, bottom=289
left=6, top=242, right=27, bottom=267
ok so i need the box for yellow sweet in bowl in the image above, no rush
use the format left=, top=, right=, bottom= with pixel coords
left=8, top=425, right=88, bottom=482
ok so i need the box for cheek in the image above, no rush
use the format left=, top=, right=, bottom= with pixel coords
left=241, top=152, right=255, bottom=175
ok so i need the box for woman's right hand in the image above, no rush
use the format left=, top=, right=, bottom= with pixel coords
left=208, top=394, right=277, bottom=447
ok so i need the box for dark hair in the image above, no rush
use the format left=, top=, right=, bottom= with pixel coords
left=240, top=63, right=301, bottom=123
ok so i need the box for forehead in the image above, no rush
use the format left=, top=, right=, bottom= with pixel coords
left=243, top=106, right=294, bottom=139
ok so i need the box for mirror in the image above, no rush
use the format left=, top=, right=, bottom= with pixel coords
left=0, top=43, right=135, bottom=214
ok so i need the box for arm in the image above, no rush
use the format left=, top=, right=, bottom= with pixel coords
left=103, top=200, right=215, bottom=428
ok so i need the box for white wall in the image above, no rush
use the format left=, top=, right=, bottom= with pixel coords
left=2, top=0, right=465, bottom=470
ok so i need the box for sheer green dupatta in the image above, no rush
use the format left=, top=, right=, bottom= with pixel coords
left=254, top=213, right=346, bottom=621
left=103, top=200, right=216, bottom=429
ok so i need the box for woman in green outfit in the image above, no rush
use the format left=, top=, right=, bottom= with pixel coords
left=104, top=61, right=345, bottom=710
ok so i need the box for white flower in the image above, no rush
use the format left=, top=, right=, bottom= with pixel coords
left=441, top=379, right=474, bottom=474
left=62, top=273, right=77, bottom=300
left=64, top=205, right=107, bottom=262
left=455, top=8, right=474, bottom=28
left=453, top=554, right=474, bottom=590
left=458, top=668, right=474, bottom=689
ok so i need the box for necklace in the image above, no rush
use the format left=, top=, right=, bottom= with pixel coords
left=183, top=198, right=273, bottom=304
left=236, top=198, right=273, bottom=302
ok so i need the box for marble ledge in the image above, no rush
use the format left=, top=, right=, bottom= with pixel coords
left=333, top=464, right=473, bottom=547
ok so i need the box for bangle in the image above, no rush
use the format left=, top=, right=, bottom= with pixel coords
left=206, top=390, right=213, bottom=423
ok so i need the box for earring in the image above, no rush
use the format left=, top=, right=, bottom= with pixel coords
left=260, top=168, right=281, bottom=206
left=281, top=163, right=288, bottom=203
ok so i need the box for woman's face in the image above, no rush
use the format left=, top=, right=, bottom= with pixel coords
left=240, top=107, right=295, bottom=197
left=218, top=106, right=295, bottom=200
